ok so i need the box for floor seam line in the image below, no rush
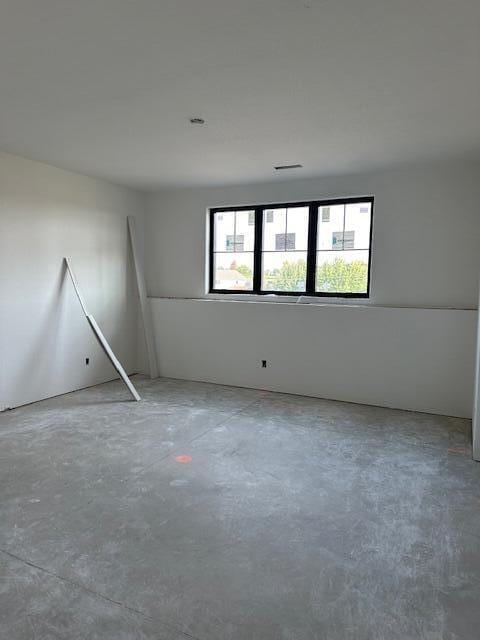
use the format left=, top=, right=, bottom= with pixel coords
left=0, top=399, right=264, bottom=537
left=0, top=547, right=203, bottom=640
left=0, top=548, right=152, bottom=616
left=123, top=398, right=262, bottom=486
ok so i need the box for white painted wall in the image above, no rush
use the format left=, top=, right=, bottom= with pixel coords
left=0, top=152, right=146, bottom=410
left=146, top=161, right=480, bottom=308
left=145, top=161, right=480, bottom=418
left=152, top=299, right=475, bottom=418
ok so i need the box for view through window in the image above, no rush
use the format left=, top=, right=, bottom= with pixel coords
left=210, top=198, right=373, bottom=296
left=262, top=206, right=308, bottom=291
left=316, top=202, right=372, bottom=294
left=212, top=209, right=255, bottom=290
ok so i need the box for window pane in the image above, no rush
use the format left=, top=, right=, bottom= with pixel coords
left=214, top=252, right=254, bottom=290
left=344, top=203, right=371, bottom=249
left=317, top=204, right=345, bottom=250
left=262, top=252, right=307, bottom=292
left=214, top=210, right=255, bottom=252
left=263, top=208, right=286, bottom=250
left=286, top=206, right=309, bottom=250
left=214, top=211, right=235, bottom=251
left=234, top=210, right=255, bottom=251
left=316, top=250, right=369, bottom=294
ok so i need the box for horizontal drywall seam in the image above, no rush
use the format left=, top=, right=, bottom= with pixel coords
left=147, top=296, right=477, bottom=311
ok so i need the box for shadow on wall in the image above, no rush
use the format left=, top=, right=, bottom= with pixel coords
left=5, top=260, right=93, bottom=408
left=5, top=247, right=140, bottom=409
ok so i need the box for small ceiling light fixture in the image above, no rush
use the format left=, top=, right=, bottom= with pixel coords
left=274, top=163, right=303, bottom=170
left=189, top=117, right=205, bottom=125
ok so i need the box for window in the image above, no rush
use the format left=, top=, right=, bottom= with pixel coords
left=262, top=206, right=308, bottom=291
left=316, top=201, right=372, bottom=295
left=332, top=230, right=354, bottom=250
left=226, top=234, right=244, bottom=251
left=211, top=209, right=254, bottom=291
left=275, top=233, right=296, bottom=251
left=209, top=197, right=373, bottom=297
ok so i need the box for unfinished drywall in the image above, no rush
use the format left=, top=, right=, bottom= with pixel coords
left=145, top=161, right=480, bottom=417
left=146, top=161, right=480, bottom=308
left=151, top=299, right=475, bottom=418
left=0, top=151, right=146, bottom=409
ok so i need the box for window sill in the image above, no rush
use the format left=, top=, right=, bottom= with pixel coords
left=148, top=296, right=476, bottom=312
left=204, top=293, right=372, bottom=306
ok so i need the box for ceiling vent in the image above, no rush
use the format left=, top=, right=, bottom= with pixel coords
left=274, top=164, right=303, bottom=170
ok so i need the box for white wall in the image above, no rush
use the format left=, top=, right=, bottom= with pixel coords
left=146, top=162, right=480, bottom=308
left=152, top=299, right=475, bottom=418
left=145, top=161, right=480, bottom=418
left=0, top=152, right=146, bottom=410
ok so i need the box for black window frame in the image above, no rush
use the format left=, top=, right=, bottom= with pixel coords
left=209, top=196, right=374, bottom=298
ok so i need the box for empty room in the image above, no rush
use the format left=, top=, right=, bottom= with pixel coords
left=1, top=1, right=480, bottom=638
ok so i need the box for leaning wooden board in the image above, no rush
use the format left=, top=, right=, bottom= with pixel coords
left=64, top=257, right=141, bottom=402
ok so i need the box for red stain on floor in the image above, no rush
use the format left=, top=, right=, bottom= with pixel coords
left=447, top=447, right=468, bottom=455
left=175, top=455, right=192, bottom=464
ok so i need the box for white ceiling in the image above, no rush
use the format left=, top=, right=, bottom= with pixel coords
left=0, top=0, right=479, bottom=189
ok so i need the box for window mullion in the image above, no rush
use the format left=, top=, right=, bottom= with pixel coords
left=209, top=211, right=215, bottom=292
left=306, top=203, right=317, bottom=294
left=253, top=207, right=263, bottom=293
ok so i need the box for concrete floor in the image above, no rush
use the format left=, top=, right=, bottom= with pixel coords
left=1, top=376, right=480, bottom=640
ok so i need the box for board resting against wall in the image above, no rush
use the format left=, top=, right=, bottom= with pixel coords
left=150, top=298, right=476, bottom=419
